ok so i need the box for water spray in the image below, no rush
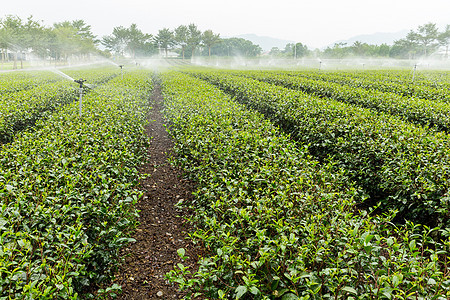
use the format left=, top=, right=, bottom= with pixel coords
left=74, top=79, right=87, bottom=117
left=52, top=69, right=75, bottom=81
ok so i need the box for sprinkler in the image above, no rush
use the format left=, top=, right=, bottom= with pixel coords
left=118, top=65, right=123, bottom=79
left=412, top=64, right=417, bottom=82
left=74, top=78, right=86, bottom=89
left=319, top=61, right=322, bottom=72
left=74, top=79, right=87, bottom=117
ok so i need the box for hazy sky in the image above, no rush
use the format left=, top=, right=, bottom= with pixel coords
left=2, top=0, right=449, bottom=48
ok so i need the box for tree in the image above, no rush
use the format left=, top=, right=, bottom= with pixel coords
left=269, top=47, right=281, bottom=56
left=102, top=26, right=128, bottom=56
left=391, top=31, right=419, bottom=59
left=52, top=22, right=81, bottom=63
left=202, top=29, right=221, bottom=57
left=53, top=20, right=97, bottom=61
left=71, top=19, right=96, bottom=41
left=0, top=19, right=12, bottom=66
left=351, top=41, right=364, bottom=56
left=438, top=25, right=450, bottom=59
left=23, top=16, right=47, bottom=61
left=275, top=43, right=310, bottom=58
left=187, top=23, right=202, bottom=58
left=0, top=15, right=25, bottom=68
left=323, top=42, right=349, bottom=59
left=415, top=23, right=439, bottom=56
left=126, top=24, right=152, bottom=58
left=376, top=43, right=391, bottom=57
left=293, top=42, right=309, bottom=58
left=70, top=20, right=98, bottom=58
left=155, top=28, right=175, bottom=57
left=174, top=25, right=188, bottom=59
left=209, top=38, right=261, bottom=57
left=102, top=24, right=152, bottom=58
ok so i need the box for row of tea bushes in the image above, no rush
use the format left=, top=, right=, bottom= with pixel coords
left=0, top=71, right=60, bottom=95
left=0, top=81, right=78, bottom=143
left=288, top=70, right=450, bottom=102
left=235, top=70, right=450, bottom=132
left=161, top=71, right=450, bottom=299
left=0, top=71, right=151, bottom=299
left=0, top=68, right=118, bottom=143
left=193, top=71, right=450, bottom=227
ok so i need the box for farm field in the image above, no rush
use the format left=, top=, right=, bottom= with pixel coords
left=1, top=66, right=450, bottom=299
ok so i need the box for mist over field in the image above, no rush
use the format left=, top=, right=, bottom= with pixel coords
left=0, top=12, right=449, bottom=72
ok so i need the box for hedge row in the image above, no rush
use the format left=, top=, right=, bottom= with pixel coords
left=288, top=70, right=450, bottom=103
left=0, top=71, right=59, bottom=95
left=0, top=68, right=118, bottom=143
left=192, top=70, right=450, bottom=226
left=0, top=81, right=78, bottom=143
left=0, top=70, right=151, bottom=299
left=160, top=71, right=450, bottom=299
left=232, top=70, right=450, bottom=132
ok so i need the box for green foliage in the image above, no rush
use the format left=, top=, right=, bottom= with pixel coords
left=193, top=70, right=450, bottom=226
left=0, top=71, right=57, bottom=94
left=0, top=15, right=99, bottom=66
left=155, top=28, right=175, bottom=57
left=279, top=70, right=450, bottom=103
left=237, top=70, right=450, bottom=131
left=322, top=41, right=392, bottom=58
left=0, top=68, right=118, bottom=143
left=202, top=30, right=221, bottom=57
left=0, top=70, right=152, bottom=298
left=320, top=23, right=446, bottom=59
left=0, top=80, right=77, bottom=143
left=272, top=43, right=310, bottom=58
left=102, top=24, right=156, bottom=58
left=161, top=71, right=450, bottom=299
left=208, top=38, right=262, bottom=57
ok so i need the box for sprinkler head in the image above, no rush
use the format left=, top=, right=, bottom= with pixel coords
left=118, top=65, right=123, bottom=69
left=74, top=79, right=87, bottom=88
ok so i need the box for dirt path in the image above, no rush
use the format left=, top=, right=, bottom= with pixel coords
left=114, top=83, right=200, bottom=299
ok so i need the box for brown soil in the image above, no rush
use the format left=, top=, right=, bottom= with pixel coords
left=114, top=84, right=202, bottom=299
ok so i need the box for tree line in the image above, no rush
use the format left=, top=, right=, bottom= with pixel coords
left=270, top=23, right=450, bottom=60
left=0, top=15, right=262, bottom=68
left=102, top=23, right=262, bottom=59
left=0, top=15, right=99, bottom=68
left=1, top=15, right=448, bottom=69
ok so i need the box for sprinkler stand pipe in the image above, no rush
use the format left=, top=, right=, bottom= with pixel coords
left=78, top=87, right=83, bottom=117
left=119, top=65, right=123, bottom=79
left=74, top=79, right=87, bottom=117
left=412, top=64, right=417, bottom=82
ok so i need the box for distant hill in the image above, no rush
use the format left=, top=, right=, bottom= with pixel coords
left=329, top=30, right=409, bottom=48
left=234, top=34, right=294, bottom=52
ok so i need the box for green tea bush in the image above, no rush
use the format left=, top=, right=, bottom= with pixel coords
left=194, top=71, right=450, bottom=226
left=0, top=68, right=118, bottom=143
left=161, top=72, right=450, bottom=299
left=234, top=71, right=450, bottom=132
left=290, top=70, right=450, bottom=102
left=0, top=71, right=59, bottom=94
left=0, top=81, right=78, bottom=143
left=0, top=70, right=151, bottom=299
